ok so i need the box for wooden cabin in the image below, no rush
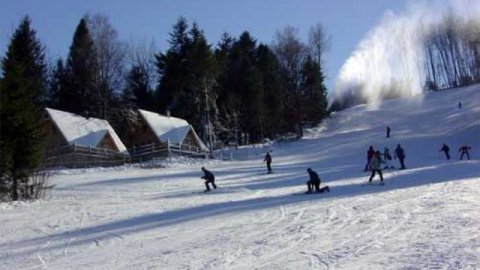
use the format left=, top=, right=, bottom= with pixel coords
left=42, top=108, right=128, bottom=167
left=126, top=109, right=208, bottom=156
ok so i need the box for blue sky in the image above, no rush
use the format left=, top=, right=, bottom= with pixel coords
left=0, top=0, right=410, bottom=90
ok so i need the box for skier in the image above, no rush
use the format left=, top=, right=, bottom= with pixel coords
left=458, top=102, right=462, bottom=109
left=394, top=144, right=406, bottom=169
left=439, top=143, right=450, bottom=160
left=368, top=151, right=384, bottom=183
left=306, top=168, right=330, bottom=194
left=383, top=147, right=393, bottom=169
left=386, top=126, right=391, bottom=138
left=458, top=145, right=471, bottom=160
left=200, top=167, right=217, bottom=192
left=264, top=151, right=272, bottom=174
left=364, top=146, right=375, bottom=172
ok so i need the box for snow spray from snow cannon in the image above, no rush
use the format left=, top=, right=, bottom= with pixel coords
left=330, top=0, right=480, bottom=109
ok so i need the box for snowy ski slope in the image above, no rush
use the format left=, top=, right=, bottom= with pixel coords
left=1, top=85, right=479, bottom=269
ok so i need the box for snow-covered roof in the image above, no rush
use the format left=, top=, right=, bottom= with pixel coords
left=138, top=109, right=208, bottom=151
left=46, top=108, right=128, bottom=153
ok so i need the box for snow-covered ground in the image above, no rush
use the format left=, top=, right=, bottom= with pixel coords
left=1, top=85, right=479, bottom=270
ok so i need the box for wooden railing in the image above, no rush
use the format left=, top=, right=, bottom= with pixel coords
left=45, top=144, right=128, bottom=168
left=130, top=141, right=207, bottom=160
left=45, top=141, right=208, bottom=168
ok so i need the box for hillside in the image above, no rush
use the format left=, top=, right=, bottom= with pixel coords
left=1, top=85, right=479, bottom=270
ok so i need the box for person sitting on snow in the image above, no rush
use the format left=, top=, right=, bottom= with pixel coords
left=306, top=168, right=330, bottom=194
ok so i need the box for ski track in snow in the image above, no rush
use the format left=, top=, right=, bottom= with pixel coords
left=1, top=85, right=480, bottom=269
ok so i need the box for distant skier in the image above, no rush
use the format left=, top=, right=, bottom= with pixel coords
left=439, top=143, right=450, bottom=160
left=306, top=168, right=330, bottom=194
left=383, top=147, right=393, bottom=169
left=386, top=126, right=391, bottom=138
left=201, top=167, right=217, bottom=192
left=368, top=151, right=384, bottom=183
left=458, top=145, right=471, bottom=160
left=394, top=144, right=406, bottom=169
left=264, top=151, right=272, bottom=174
left=364, top=146, right=375, bottom=172
left=458, top=102, right=462, bottom=109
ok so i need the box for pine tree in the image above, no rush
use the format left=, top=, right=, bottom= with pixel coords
left=60, top=18, right=98, bottom=117
left=0, top=16, right=47, bottom=200
left=225, top=32, right=264, bottom=143
left=47, top=58, right=65, bottom=108
left=300, top=55, right=328, bottom=122
left=155, top=17, right=190, bottom=115
left=122, top=65, right=153, bottom=110
left=257, top=44, right=284, bottom=139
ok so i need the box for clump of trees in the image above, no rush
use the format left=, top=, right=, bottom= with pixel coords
left=423, top=13, right=480, bottom=90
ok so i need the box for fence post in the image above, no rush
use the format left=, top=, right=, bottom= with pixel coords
left=167, top=139, right=171, bottom=163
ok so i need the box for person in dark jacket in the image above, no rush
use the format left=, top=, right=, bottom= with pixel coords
left=386, top=126, right=391, bottom=138
left=458, top=145, right=471, bottom=160
left=394, top=144, right=406, bottom=169
left=364, top=146, right=375, bottom=172
left=264, top=151, right=272, bottom=174
left=201, top=167, right=217, bottom=192
left=369, top=151, right=384, bottom=182
left=306, top=168, right=330, bottom=194
left=439, top=143, right=450, bottom=160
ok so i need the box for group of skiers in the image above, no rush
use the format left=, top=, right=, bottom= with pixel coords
left=198, top=125, right=473, bottom=192
left=439, top=143, right=472, bottom=160
left=200, top=151, right=330, bottom=194
left=364, top=144, right=406, bottom=183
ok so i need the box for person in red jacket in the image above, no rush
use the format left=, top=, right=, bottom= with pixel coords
left=364, top=146, right=375, bottom=172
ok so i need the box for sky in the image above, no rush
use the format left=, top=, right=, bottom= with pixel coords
left=0, top=0, right=412, bottom=91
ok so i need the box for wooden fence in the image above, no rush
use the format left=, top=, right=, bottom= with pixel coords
left=130, top=141, right=208, bottom=162
left=45, top=141, right=208, bottom=168
left=45, top=144, right=128, bottom=168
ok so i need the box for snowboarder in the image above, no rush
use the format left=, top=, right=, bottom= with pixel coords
left=201, top=167, right=217, bottom=192
left=264, top=151, right=272, bottom=174
left=306, top=168, right=330, bottom=194
left=364, top=146, right=375, bottom=172
left=383, top=147, right=393, bottom=169
left=439, top=143, right=450, bottom=160
left=458, top=102, right=462, bottom=109
left=394, top=144, right=406, bottom=169
left=458, top=145, right=471, bottom=160
left=368, top=151, right=384, bottom=183
left=386, top=126, right=391, bottom=138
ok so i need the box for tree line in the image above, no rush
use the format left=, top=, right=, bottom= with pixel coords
left=0, top=15, right=329, bottom=200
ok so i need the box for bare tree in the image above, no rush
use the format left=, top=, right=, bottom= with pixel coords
left=127, top=39, right=158, bottom=92
left=87, top=14, right=128, bottom=119
left=272, top=26, right=307, bottom=131
left=308, top=23, right=331, bottom=66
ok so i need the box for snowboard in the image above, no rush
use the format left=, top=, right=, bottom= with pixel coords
left=292, top=185, right=330, bottom=195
